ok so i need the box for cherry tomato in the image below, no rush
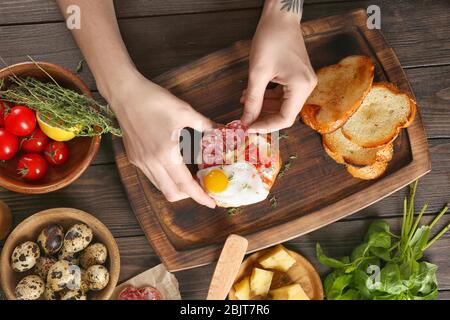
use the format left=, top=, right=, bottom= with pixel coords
left=17, top=153, right=48, bottom=181
left=0, top=128, right=19, bottom=160
left=4, top=105, right=36, bottom=136
left=20, top=127, right=49, bottom=153
left=44, top=141, right=69, bottom=165
left=0, top=101, right=11, bottom=127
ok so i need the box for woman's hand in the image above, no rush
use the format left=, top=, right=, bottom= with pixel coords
left=241, top=0, right=317, bottom=132
left=110, top=70, right=216, bottom=208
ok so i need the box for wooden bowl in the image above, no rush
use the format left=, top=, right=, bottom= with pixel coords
left=0, top=208, right=120, bottom=300
left=0, top=62, right=101, bottom=194
left=228, top=246, right=324, bottom=300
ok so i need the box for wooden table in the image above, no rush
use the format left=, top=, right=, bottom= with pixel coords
left=0, top=0, right=449, bottom=300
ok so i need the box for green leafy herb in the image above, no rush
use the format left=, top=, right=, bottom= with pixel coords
left=278, top=132, right=289, bottom=140
left=269, top=196, right=278, bottom=208
left=316, top=181, right=449, bottom=300
left=227, top=207, right=241, bottom=216
left=278, top=161, right=292, bottom=178
left=0, top=73, right=121, bottom=137
left=75, top=59, right=84, bottom=74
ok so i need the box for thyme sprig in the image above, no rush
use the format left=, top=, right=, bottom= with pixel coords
left=0, top=76, right=121, bottom=137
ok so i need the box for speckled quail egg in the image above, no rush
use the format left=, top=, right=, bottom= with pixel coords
left=63, top=224, right=93, bottom=253
left=60, top=289, right=87, bottom=300
left=37, top=224, right=64, bottom=255
left=15, top=275, right=45, bottom=300
left=43, top=283, right=59, bottom=300
left=47, top=260, right=81, bottom=292
left=80, top=243, right=108, bottom=269
left=86, top=265, right=109, bottom=291
left=11, top=241, right=40, bottom=272
left=80, top=269, right=90, bottom=293
left=35, top=256, right=57, bottom=279
left=58, top=246, right=80, bottom=265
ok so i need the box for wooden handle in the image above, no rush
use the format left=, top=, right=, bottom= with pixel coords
left=207, top=234, right=248, bottom=300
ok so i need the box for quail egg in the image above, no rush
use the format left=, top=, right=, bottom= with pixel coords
left=80, top=243, right=108, bottom=269
left=11, top=241, right=40, bottom=272
left=80, top=269, right=90, bottom=293
left=35, top=256, right=57, bottom=279
left=47, top=260, right=81, bottom=292
left=37, top=224, right=64, bottom=255
left=63, top=224, right=93, bottom=253
left=15, top=275, right=45, bottom=300
left=86, top=265, right=109, bottom=291
left=58, top=246, right=80, bottom=265
left=43, top=283, right=59, bottom=300
left=60, top=289, right=87, bottom=300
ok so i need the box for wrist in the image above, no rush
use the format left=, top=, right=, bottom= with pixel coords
left=96, top=63, right=141, bottom=106
left=263, top=0, right=302, bottom=24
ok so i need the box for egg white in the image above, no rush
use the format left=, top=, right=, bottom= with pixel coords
left=197, top=162, right=269, bottom=208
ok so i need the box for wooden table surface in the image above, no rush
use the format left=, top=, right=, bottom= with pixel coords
left=0, top=0, right=449, bottom=300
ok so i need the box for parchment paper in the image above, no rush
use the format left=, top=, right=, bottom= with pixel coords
left=111, top=264, right=182, bottom=300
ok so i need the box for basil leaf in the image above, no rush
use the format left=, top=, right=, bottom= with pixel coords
left=336, top=288, right=361, bottom=300
left=366, top=220, right=390, bottom=239
left=370, top=247, right=392, bottom=261
left=353, top=269, right=373, bottom=299
left=409, top=226, right=430, bottom=260
left=326, top=274, right=353, bottom=300
left=380, top=262, right=408, bottom=295
left=351, top=242, right=369, bottom=262
left=316, top=243, right=348, bottom=268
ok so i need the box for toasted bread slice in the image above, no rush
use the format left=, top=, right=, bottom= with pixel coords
left=323, top=129, right=393, bottom=166
left=301, top=55, right=374, bottom=133
left=323, top=133, right=393, bottom=180
left=346, top=161, right=389, bottom=180
left=341, top=83, right=416, bottom=148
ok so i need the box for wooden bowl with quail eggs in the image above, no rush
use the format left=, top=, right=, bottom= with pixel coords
left=0, top=208, right=120, bottom=300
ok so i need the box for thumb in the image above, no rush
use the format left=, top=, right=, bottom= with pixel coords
left=241, top=72, right=270, bottom=125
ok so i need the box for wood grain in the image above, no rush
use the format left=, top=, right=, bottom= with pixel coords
left=112, top=9, right=431, bottom=271
left=0, top=0, right=353, bottom=26
left=0, top=1, right=448, bottom=92
left=114, top=213, right=450, bottom=299
left=207, top=235, right=248, bottom=300
left=1, top=138, right=448, bottom=244
left=0, top=0, right=449, bottom=300
left=0, top=164, right=141, bottom=240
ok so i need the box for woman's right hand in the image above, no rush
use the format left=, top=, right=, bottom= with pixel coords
left=108, top=70, right=216, bottom=208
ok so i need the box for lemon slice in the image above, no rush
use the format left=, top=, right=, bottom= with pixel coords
left=37, top=113, right=80, bottom=142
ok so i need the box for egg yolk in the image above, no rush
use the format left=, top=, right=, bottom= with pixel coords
left=203, top=169, right=229, bottom=193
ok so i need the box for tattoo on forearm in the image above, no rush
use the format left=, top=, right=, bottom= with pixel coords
left=280, top=0, right=304, bottom=15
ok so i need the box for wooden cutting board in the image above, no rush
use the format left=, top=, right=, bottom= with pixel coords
left=112, top=9, right=430, bottom=271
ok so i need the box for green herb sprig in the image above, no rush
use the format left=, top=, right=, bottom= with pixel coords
left=0, top=65, right=121, bottom=137
left=316, top=181, right=449, bottom=300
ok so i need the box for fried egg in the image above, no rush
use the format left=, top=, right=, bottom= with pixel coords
left=197, top=162, right=269, bottom=208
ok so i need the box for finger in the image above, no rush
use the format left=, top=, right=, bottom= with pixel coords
left=250, top=85, right=305, bottom=132
left=142, top=161, right=189, bottom=202
left=166, top=162, right=216, bottom=208
left=184, top=108, right=215, bottom=132
left=240, top=85, right=282, bottom=103
left=241, top=71, right=271, bottom=125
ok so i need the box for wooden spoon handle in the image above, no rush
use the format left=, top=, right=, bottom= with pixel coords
left=207, top=234, right=248, bottom=300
